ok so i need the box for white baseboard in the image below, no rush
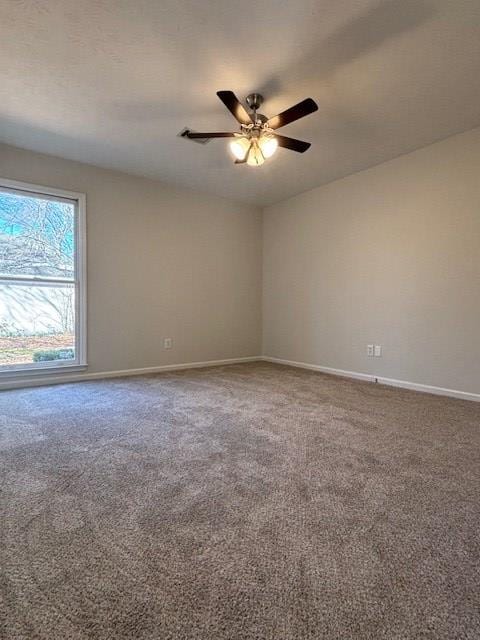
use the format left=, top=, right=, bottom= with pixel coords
left=3, top=354, right=479, bottom=402
left=262, top=356, right=374, bottom=383
left=261, top=356, right=480, bottom=403
left=0, top=356, right=261, bottom=391
left=373, top=375, right=480, bottom=402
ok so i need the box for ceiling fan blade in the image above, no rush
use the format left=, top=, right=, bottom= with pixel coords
left=266, top=98, right=318, bottom=130
left=184, top=131, right=237, bottom=139
left=217, top=91, right=253, bottom=126
left=274, top=134, right=311, bottom=153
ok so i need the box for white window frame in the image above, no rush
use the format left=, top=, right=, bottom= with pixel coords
left=0, top=177, right=87, bottom=378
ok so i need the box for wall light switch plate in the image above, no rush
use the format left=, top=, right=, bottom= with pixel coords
left=163, top=337, right=173, bottom=350
left=367, top=344, right=375, bottom=357
left=374, top=345, right=382, bottom=357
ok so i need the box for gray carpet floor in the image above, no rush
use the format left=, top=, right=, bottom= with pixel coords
left=1, top=362, right=479, bottom=639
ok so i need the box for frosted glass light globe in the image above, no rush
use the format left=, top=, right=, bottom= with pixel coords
left=246, top=141, right=265, bottom=166
left=229, top=137, right=250, bottom=160
left=259, top=134, right=278, bottom=158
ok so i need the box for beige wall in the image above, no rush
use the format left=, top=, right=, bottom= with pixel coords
left=0, top=143, right=262, bottom=375
left=263, top=127, right=480, bottom=395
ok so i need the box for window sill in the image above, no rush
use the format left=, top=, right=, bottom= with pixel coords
left=0, top=363, right=88, bottom=379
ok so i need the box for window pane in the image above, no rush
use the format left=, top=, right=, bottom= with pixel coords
left=0, top=190, right=75, bottom=278
left=0, top=283, right=75, bottom=368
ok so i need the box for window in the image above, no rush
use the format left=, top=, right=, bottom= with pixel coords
left=0, top=178, right=86, bottom=375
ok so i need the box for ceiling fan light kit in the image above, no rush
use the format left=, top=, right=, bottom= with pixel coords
left=230, top=131, right=278, bottom=166
left=182, top=91, right=318, bottom=167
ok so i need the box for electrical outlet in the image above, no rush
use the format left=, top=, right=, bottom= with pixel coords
left=367, top=344, right=374, bottom=357
left=374, top=345, right=382, bottom=357
left=163, top=337, right=173, bottom=350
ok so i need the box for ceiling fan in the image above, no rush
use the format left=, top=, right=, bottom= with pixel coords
left=182, top=91, right=318, bottom=166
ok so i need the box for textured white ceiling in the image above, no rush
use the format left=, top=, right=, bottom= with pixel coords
left=1, top=0, right=480, bottom=205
